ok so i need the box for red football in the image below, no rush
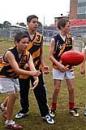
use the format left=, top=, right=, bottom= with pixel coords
left=60, top=50, right=84, bottom=66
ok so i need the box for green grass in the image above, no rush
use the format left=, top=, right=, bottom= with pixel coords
left=0, top=40, right=86, bottom=130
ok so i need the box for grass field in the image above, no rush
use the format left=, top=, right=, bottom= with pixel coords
left=0, top=40, right=86, bottom=130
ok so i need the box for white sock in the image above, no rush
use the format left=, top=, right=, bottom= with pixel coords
left=5, top=120, right=15, bottom=125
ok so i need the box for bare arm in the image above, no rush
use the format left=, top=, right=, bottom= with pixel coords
left=80, top=51, right=86, bottom=74
left=28, top=54, right=41, bottom=89
left=28, top=54, right=38, bottom=71
left=49, top=38, right=69, bottom=72
left=5, top=51, right=40, bottom=76
left=40, top=39, right=49, bottom=74
left=40, top=39, right=45, bottom=67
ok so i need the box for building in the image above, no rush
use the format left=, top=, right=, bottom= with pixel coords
left=70, top=0, right=86, bottom=19
left=70, top=0, right=78, bottom=19
left=0, top=25, right=26, bottom=39
left=53, top=0, right=86, bottom=46
left=77, top=0, right=86, bottom=19
left=69, top=0, right=86, bottom=37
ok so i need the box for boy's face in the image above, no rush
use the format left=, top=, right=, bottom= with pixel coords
left=27, top=18, right=38, bottom=32
left=16, top=37, right=29, bottom=52
left=61, top=22, right=70, bottom=34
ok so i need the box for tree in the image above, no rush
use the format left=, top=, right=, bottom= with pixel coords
left=3, top=21, right=11, bottom=28
left=0, top=23, right=4, bottom=28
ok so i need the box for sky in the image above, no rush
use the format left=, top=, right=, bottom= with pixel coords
left=0, top=0, right=70, bottom=26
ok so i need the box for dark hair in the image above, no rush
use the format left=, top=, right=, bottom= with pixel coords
left=27, top=15, right=38, bottom=23
left=14, top=31, right=29, bottom=43
left=57, top=18, right=69, bottom=30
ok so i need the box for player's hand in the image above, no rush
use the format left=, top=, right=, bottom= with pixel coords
left=42, top=66, right=49, bottom=74
left=58, top=64, right=69, bottom=72
left=31, top=77, right=39, bottom=90
left=29, top=70, right=41, bottom=76
left=56, top=60, right=69, bottom=72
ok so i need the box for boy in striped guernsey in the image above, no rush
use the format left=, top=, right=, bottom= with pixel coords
left=15, top=15, right=54, bottom=124
left=0, top=31, right=40, bottom=129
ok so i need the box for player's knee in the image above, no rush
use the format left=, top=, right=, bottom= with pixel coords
left=68, top=87, right=74, bottom=93
left=54, top=87, right=60, bottom=93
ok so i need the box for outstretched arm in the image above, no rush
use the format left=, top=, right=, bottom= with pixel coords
left=28, top=54, right=41, bottom=89
left=5, top=51, right=40, bottom=77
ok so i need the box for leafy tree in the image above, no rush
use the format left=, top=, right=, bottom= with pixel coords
left=3, top=21, right=11, bottom=28
left=0, top=23, right=4, bottom=28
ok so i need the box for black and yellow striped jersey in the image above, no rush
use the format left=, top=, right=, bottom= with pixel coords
left=53, top=33, right=73, bottom=69
left=53, top=33, right=73, bottom=61
left=26, top=31, right=43, bottom=69
left=0, top=47, right=30, bottom=78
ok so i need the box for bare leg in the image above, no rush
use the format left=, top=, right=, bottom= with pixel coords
left=3, top=93, right=17, bottom=120
left=51, top=79, right=61, bottom=110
